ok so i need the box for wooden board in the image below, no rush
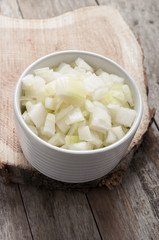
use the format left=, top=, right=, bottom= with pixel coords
left=19, top=184, right=101, bottom=240
left=18, top=0, right=97, bottom=19
left=0, top=181, right=32, bottom=240
left=0, top=6, right=152, bottom=188
left=87, top=157, right=159, bottom=239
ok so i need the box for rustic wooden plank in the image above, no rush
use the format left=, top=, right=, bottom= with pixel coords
left=131, top=124, right=159, bottom=218
left=87, top=175, right=159, bottom=240
left=143, top=124, right=159, bottom=172
left=87, top=122, right=159, bottom=239
left=17, top=0, right=54, bottom=19
left=49, top=0, right=97, bottom=16
left=19, top=184, right=101, bottom=240
left=98, top=0, right=159, bottom=123
left=18, top=0, right=97, bottom=18
left=0, top=179, right=32, bottom=240
left=0, top=0, right=22, bottom=18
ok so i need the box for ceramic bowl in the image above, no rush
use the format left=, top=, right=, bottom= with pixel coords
left=14, top=50, right=143, bottom=183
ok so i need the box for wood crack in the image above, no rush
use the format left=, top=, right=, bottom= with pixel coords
left=95, top=0, right=100, bottom=5
left=153, top=118, right=159, bottom=131
left=16, top=0, right=23, bottom=18
left=18, top=184, right=34, bottom=240
left=86, top=194, right=103, bottom=240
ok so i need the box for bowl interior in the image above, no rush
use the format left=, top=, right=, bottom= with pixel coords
left=14, top=50, right=143, bottom=153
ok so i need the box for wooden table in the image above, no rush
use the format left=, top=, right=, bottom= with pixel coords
left=0, top=1, right=159, bottom=239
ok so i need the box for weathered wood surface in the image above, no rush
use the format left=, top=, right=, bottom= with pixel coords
left=18, top=0, right=96, bottom=18
left=87, top=123, right=159, bottom=239
left=0, top=0, right=22, bottom=18
left=0, top=5, right=151, bottom=188
left=0, top=181, right=32, bottom=240
left=19, top=184, right=101, bottom=240
left=0, top=1, right=159, bottom=240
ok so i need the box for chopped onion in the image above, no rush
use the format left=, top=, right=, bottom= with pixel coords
left=21, top=58, right=136, bottom=150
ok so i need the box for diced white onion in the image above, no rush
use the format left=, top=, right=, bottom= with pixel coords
left=21, top=58, right=136, bottom=150
left=28, top=102, right=47, bottom=128
left=41, top=113, right=55, bottom=137
left=65, top=108, right=84, bottom=125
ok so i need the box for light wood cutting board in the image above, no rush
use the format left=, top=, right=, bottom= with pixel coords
left=0, top=6, right=152, bottom=189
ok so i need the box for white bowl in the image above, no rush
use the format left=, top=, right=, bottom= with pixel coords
left=14, top=50, right=143, bottom=183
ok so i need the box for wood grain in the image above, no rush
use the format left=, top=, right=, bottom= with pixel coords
left=87, top=165, right=159, bottom=239
left=19, top=184, right=101, bottom=240
left=0, top=0, right=22, bottom=18
left=132, top=124, right=159, bottom=220
left=146, top=125, right=159, bottom=172
left=87, top=121, right=159, bottom=239
left=17, top=0, right=55, bottom=19
left=0, top=6, right=150, bottom=187
left=18, top=0, right=96, bottom=18
left=0, top=181, right=32, bottom=240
